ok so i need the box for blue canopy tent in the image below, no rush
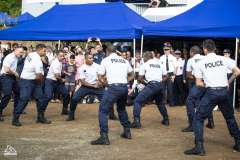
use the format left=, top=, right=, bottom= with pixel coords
left=0, top=2, right=151, bottom=40
left=143, top=0, right=240, bottom=107
left=16, top=12, right=35, bottom=24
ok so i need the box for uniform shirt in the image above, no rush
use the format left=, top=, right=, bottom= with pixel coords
left=176, top=58, right=185, bottom=76
left=46, top=58, right=62, bottom=81
left=98, top=53, right=133, bottom=84
left=160, top=54, right=177, bottom=73
left=195, top=53, right=236, bottom=88
left=21, top=52, right=44, bottom=80
left=186, top=54, right=205, bottom=76
left=139, top=58, right=166, bottom=82
left=0, top=52, right=18, bottom=75
left=224, top=57, right=235, bottom=74
left=79, top=62, right=100, bottom=85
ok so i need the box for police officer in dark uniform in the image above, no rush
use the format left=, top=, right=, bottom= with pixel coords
left=0, top=46, right=24, bottom=121
left=184, top=39, right=240, bottom=155
left=66, top=53, right=104, bottom=121
left=182, top=46, right=214, bottom=132
left=131, top=51, right=169, bottom=128
left=91, top=45, right=134, bottom=145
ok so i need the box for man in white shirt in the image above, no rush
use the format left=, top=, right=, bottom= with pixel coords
left=13, top=44, right=50, bottom=127
left=41, top=50, right=70, bottom=117
left=160, top=42, right=178, bottom=106
left=184, top=39, right=240, bottom=156
left=66, top=53, right=104, bottom=121
left=183, top=46, right=214, bottom=132
left=91, top=45, right=134, bottom=145
left=0, top=46, right=24, bottom=121
left=173, top=50, right=185, bottom=106
left=131, top=51, right=169, bottom=129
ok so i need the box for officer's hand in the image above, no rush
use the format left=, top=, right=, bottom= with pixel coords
left=171, top=75, right=175, bottom=82
left=93, top=83, right=99, bottom=89
left=14, top=72, right=19, bottom=79
left=183, top=80, right=186, bottom=84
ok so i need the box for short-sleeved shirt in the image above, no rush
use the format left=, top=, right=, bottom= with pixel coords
left=79, top=63, right=100, bottom=84
left=224, top=57, right=235, bottom=74
left=195, top=53, right=235, bottom=88
left=0, top=52, right=18, bottom=75
left=21, top=52, right=44, bottom=80
left=46, top=58, right=62, bottom=81
left=186, top=54, right=205, bottom=76
left=176, top=58, right=185, bottom=76
left=160, top=54, right=178, bottom=73
left=98, top=53, right=133, bottom=84
left=139, top=58, right=166, bottom=82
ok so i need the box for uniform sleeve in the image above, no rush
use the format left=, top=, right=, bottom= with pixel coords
left=139, top=64, right=146, bottom=76
left=226, top=58, right=236, bottom=71
left=35, top=56, right=44, bottom=74
left=127, top=61, right=133, bottom=73
left=98, top=60, right=106, bottom=75
left=2, top=55, right=12, bottom=68
left=194, top=63, right=203, bottom=79
left=79, top=67, right=86, bottom=79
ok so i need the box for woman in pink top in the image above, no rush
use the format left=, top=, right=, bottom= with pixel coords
left=75, top=47, right=85, bottom=81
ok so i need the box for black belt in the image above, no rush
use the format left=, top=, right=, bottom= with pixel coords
left=167, top=72, right=174, bottom=77
left=207, top=87, right=227, bottom=90
left=148, top=81, right=161, bottom=84
left=1, top=74, right=16, bottom=79
left=108, top=83, right=127, bottom=87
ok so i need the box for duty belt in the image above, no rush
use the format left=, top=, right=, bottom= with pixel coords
left=108, top=83, right=127, bottom=87
left=207, top=87, right=227, bottom=90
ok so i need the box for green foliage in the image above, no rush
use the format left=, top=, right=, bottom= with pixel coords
left=0, top=0, right=21, bottom=17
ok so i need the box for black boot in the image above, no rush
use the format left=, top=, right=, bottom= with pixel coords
left=61, top=107, right=68, bottom=115
left=131, top=117, right=141, bottom=129
left=182, top=125, right=193, bottom=132
left=121, top=128, right=132, bottom=139
left=233, top=138, right=240, bottom=152
left=109, top=113, right=118, bottom=120
left=91, top=132, right=110, bottom=145
left=184, top=142, right=206, bottom=156
left=12, top=115, right=22, bottom=127
left=161, top=118, right=170, bottom=126
left=36, top=112, right=51, bottom=124
left=206, top=118, right=215, bottom=129
left=0, top=112, right=4, bottom=122
left=66, top=111, right=75, bottom=121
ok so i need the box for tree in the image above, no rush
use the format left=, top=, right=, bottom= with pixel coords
left=0, top=0, right=21, bottom=17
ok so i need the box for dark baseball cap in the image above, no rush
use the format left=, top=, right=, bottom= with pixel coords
left=174, top=50, right=181, bottom=55
left=163, top=42, right=172, bottom=50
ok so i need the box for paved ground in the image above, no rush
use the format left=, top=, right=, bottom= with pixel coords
left=0, top=102, right=240, bottom=160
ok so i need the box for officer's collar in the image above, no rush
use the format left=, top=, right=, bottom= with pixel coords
left=206, top=52, right=216, bottom=56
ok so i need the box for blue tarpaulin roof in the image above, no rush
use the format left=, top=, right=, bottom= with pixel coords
left=0, top=2, right=151, bottom=40
left=143, top=0, right=240, bottom=38
left=17, top=12, right=35, bottom=23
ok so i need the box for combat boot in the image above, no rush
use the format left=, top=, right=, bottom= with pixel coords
left=161, top=118, right=170, bottom=126
left=233, top=137, right=240, bottom=152
left=130, top=117, right=141, bottom=129
left=182, top=125, right=193, bottom=132
left=61, top=107, right=68, bottom=115
left=184, top=142, right=206, bottom=156
left=66, top=111, right=75, bottom=121
left=121, top=128, right=132, bottom=139
left=206, top=118, right=215, bottom=129
left=12, top=115, right=22, bottom=127
left=91, top=132, right=110, bottom=145
left=36, top=112, right=51, bottom=124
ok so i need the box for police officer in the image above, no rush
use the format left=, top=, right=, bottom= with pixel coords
left=66, top=53, right=104, bottom=121
left=184, top=39, right=240, bottom=155
left=131, top=51, right=169, bottom=128
left=12, top=44, right=51, bottom=126
left=91, top=45, right=134, bottom=145
left=182, top=46, right=214, bottom=132
left=160, top=42, right=178, bottom=106
left=41, top=50, right=70, bottom=116
left=0, top=46, right=24, bottom=121
left=174, top=50, right=185, bottom=106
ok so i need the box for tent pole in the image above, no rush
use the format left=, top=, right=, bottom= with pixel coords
left=140, top=34, right=144, bottom=58
left=133, top=38, right=136, bottom=73
left=58, top=40, right=61, bottom=50
left=233, top=38, right=239, bottom=109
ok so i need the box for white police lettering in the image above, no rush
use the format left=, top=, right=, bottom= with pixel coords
left=205, top=60, right=223, bottom=69
left=111, top=58, right=126, bottom=64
